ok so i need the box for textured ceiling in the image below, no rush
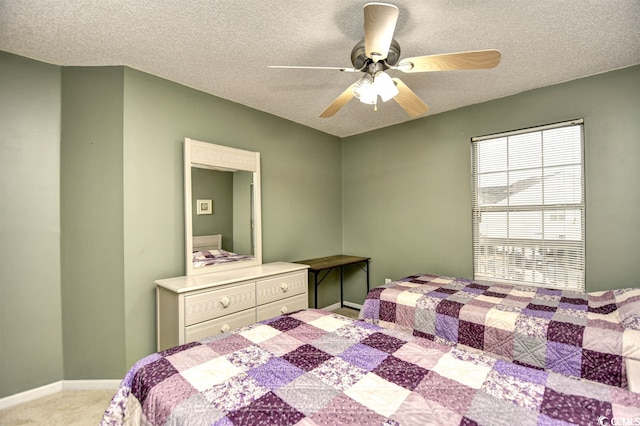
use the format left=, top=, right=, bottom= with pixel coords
left=1, top=1, right=639, bottom=137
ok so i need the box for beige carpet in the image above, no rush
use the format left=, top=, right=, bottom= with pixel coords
left=0, top=390, right=114, bottom=425
left=330, top=307, right=360, bottom=319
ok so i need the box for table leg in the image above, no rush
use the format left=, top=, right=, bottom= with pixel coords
left=340, top=266, right=345, bottom=308
left=314, top=271, right=319, bottom=309
left=365, top=260, right=370, bottom=293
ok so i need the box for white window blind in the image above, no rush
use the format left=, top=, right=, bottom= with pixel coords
left=471, top=119, right=585, bottom=290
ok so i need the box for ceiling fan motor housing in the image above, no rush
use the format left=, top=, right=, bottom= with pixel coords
left=351, top=38, right=401, bottom=69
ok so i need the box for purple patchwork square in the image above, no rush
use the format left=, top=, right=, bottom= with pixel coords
left=559, top=296, right=588, bottom=306
left=132, top=357, right=178, bottom=405
left=358, top=321, right=381, bottom=331
left=484, top=328, right=514, bottom=359
left=547, top=321, right=584, bottom=346
left=281, top=344, right=332, bottom=372
left=525, top=303, right=557, bottom=313
left=468, top=283, right=490, bottom=291
left=468, top=299, right=496, bottom=309
left=436, top=314, right=459, bottom=343
left=540, top=387, right=612, bottom=424
left=268, top=316, right=304, bottom=332
left=581, top=349, right=624, bottom=387
left=413, top=329, right=436, bottom=341
left=546, top=341, right=582, bottom=378
left=435, top=287, right=458, bottom=295
left=361, top=299, right=380, bottom=320
left=504, top=295, right=530, bottom=304
left=361, top=332, right=406, bottom=354
left=462, top=286, right=485, bottom=295
left=428, top=290, right=451, bottom=299
left=437, top=299, right=464, bottom=317
left=522, top=308, right=555, bottom=319
left=160, top=341, right=201, bottom=357
left=587, top=318, right=625, bottom=331
left=588, top=303, right=617, bottom=315
left=286, top=324, right=327, bottom=343
left=339, top=342, right=388, bottom=371
left=537, top=288, right=562, bottom=297
left=458, top=320, right=485, bottom=350
left=395, top=304, right=416, bottom=329
left=379, top=300, right=397, bottom=323
left=414, top=371, right=477, bottom=415
left=371, top=355, right=428, bottom=390
left=152, top=374, right=199, bottom=425
left=590, top=291, right=615, bottom=302
left=226, top=391, right=305, bottom=426
left=558, top=302, right=588, bottom=311
left=366, top=287, right=385, bottom=300
left=493, top=359, right=548, bottom=385
left=484, top=291, right=507, bottom=298
left=248, top=357, right=305, bottom=390
left=205, top=334, right=252, bottom=355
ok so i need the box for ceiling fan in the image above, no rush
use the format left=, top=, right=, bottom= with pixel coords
left=269, top=2, right=501, bottom=118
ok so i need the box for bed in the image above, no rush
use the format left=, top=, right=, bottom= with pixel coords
left=192, top=234, right=255, bottom=267
left=359, top=274, right=640, bottom=388
left=101, top=309, right=640, bottom=425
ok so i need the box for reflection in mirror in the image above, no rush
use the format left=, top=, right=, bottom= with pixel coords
left=185, top=138, right=262, bottom=275
left=191, top=168, right=253, bottom=255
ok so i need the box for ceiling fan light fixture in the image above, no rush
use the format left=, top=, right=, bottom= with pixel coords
left=352, top=74, right=377, bottom=105
left=373, top=71, right=399, bottom=102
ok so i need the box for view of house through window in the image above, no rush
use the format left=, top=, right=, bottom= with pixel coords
left=471, top=119, right=585, bottom=290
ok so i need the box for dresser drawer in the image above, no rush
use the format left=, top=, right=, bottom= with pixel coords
left=256, top=293, right=307, bottom=322
left=185, top=309, right=256, bottom=343
left=184, top=282, right=255, bottom=326
left=257, top=271, right=307, bottom=305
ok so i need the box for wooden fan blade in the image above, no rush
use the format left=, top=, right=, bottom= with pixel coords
left=364, top=3, right=399, bottom=62
left=398, top=49, right=501, bottom=73
left=392, top=78, right=429, bottom=117
left=319, top=83, right=356, bottom=118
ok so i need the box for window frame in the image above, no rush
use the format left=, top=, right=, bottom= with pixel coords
left=471, top=119, right=585, bottom=291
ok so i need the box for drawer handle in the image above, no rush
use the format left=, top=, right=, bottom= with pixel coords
left=281, top=306, right=288, bottom=314
left=220, top=324, right=230, bottom=333
left=280, top=283, right=289, bottom=292
left=219, top=297, right=230, bottom=308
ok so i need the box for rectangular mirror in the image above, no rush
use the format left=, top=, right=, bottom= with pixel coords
left=185, top=138, right=262, bottom=275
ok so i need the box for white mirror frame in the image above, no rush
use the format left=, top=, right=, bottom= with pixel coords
left=185, top=138, right=262, bottom=275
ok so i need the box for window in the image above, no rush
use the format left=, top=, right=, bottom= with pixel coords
left=471, top=119, right=585, bottom=290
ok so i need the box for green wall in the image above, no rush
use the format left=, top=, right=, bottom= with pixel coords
left=342, top=65, right=640, bottom=302
left=61, top=66, right=126, bottom=379
left=0, top=52, right=64, bottom=397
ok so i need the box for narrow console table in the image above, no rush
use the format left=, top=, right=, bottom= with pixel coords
left=295, top=255, right=370, bottom=309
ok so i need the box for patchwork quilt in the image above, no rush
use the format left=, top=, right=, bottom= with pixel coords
left=102, top=309, right=640, bottom=426
left=192, top=249, right=254, bottom=267
left=360, top=274, right=640, bottom=388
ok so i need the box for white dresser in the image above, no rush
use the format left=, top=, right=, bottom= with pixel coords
left=156, top=262, right=309, bottom=351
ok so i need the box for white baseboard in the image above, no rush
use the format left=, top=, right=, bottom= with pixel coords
left=321, top=301, right=363, bottom=311
left=63, top=379, right=121, bottom=391
left=0, top=379, right=120, bottom=410
left=343, top=301, right=363, bottom=310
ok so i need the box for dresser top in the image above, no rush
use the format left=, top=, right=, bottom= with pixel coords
left=155, top=262, right=309, bottom=293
